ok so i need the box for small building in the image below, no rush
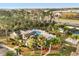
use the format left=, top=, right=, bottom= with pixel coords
left=9, top=32, right=19, bottom=40
left=10, top=29, right=56, bottom=47
left=53, top=12, right=61, bottom=19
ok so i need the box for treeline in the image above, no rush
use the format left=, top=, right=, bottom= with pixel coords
left=0, top=9, right=79, bottom=36
left=0, top=9, right=55, bottom=36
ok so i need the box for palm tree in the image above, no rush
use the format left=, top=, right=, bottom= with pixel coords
left=43, top=37, right=61, bottom=56
left=37, top=35, right=46, bottom=55
left=43, top=39, right=52, bottom=56
left=15, top=46, right=21, bottom=56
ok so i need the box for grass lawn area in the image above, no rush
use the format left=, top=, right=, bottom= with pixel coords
left=20, top=47, right=33, bottom=56
left=0, top=36, right=7, bottom=42
left=20, top=47, right=47, bottom=56
left=16, top=46, right=61, bottom=56
left=54, top=18, right=79, bottom=25
left=58, top=19, right=79, bottom=24
left=2, top=40, right=16, bottom=48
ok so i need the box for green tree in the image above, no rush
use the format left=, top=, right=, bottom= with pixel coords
left=43, top=37, right=61, bottom=56
left=15, top=47, right=21, bottom=56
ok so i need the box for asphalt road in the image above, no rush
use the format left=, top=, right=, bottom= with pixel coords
left=0, top=44, right=9, bottom=56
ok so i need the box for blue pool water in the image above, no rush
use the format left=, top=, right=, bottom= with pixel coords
left=32, top=31, right=41, bottom=36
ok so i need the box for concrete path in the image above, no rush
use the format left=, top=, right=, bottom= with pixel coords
left=0, top=44, right=16, bottom=56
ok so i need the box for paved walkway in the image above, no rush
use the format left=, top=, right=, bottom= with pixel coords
left=0, top=44, right=16, bottom=56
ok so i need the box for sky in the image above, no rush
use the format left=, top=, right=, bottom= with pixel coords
left=0, top=3, right=79, bottom=9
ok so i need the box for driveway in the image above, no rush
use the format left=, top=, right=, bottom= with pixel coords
left=0, top=44, right=9, bottom=56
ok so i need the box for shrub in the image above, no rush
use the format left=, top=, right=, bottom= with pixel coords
left=51, top=37, right=61, bottom=45
left=5, top=51, right=16, bottom=56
